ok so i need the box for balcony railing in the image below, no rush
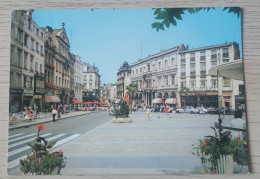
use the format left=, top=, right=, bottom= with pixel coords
left=211, top=54, right=217, bottom=59
left=223, top=53, right=229, bottom=58
left=190, top=57, right=195, bottom=62
left=190, top=71, right=196, bottom=76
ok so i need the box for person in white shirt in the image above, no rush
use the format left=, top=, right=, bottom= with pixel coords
left=52, top=107, right=57, bottom=122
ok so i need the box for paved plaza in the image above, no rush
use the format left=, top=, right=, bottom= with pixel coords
left=53, top=111, right=242, bottom=175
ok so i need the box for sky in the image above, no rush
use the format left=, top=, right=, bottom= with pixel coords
left=32, top=8, right=242, bottom=84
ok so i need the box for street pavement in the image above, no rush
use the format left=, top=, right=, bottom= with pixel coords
left=8, top=110, right=248, bottom=175
left=54, top=111, right=247, bottom=175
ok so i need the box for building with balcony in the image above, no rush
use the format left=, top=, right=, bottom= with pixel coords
left=82, top=63, right=101, bottom=102
left=130, top=45, right=185, bottom=108
left=177, top=42, right=241, bottom=108
left=10, top=10, right=24, bottom=112
left=73, top=54, right=84, bottom=102
left=116, top=61, right=131, bottom=99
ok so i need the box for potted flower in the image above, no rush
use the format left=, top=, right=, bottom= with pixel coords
left=19, top=124, right=66, bottom=175
left=110, top=100, right=131, bottom=123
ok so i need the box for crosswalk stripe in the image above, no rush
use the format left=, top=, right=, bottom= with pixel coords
left=8, top=133, right=81, bottom=169
left=9, top=133, right=37, bottom=143
left=52, top=134, right=81, bottom=150
left=8, top=133, right=24, bottom=139
left=8, top=134, right=66, bottom=157
left=8, top=133, right=52, bottom=149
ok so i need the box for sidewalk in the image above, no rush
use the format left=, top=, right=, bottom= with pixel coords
left=9, top=110, right=91, bottom=130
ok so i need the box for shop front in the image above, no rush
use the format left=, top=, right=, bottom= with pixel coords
left=9, top=88, right=23, bottom=112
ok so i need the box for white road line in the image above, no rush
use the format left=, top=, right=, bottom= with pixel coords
left=8, top=133, right=24, bottom=139
left=8, top=134, right=76, bottom=169
left=8, top=133, right=66, bottom=157
left=51, top=134, right=81, bottom=150
left=8, top=133, right=52, bottom=149
left=9, top=133, right=37, bottom=143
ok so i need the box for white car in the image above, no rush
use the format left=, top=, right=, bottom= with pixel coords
left=176, top=106, right=200, bottom=114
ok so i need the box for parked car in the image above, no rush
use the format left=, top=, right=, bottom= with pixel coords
left=221, top=107, right=236, bottom=115
left=176, top=106, right=200, bottom=114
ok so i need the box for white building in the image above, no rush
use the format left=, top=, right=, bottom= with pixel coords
left=177, top=42, right=241, bottom=108
left=130, top=45, right=185, bottom=107
left=110, top=84, right=117, bottom=103
left=82, top=63, right=101, bottom=101
left=73, top=54, right=83, bottom=102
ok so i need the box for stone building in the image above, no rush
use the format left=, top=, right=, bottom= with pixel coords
left=73, top=54, right=84, bottom=102
left=116, top=61, right=131, bottom=99
left=82, top=63, right=101, bottom=102
left=177, top=42, right=241, bottom=108
left=109, top=84, right=117, bottom=103
left=130, top=45, right=185, bottom=107
left=10, top=10, right=24, bottom=112
left=51, top=23, right=74, bottom=104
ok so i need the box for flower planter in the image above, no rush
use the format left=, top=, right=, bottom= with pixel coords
left=113, top=117, right=131, bottom=123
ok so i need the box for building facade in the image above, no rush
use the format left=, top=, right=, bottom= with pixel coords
left=177, top=42, right=241, bottom=108
left=82, top=63, right=101, bottom=102
left=110, top=84, right=117, bottom=103
left=10, top=10, right=24, bottom=112
left=73, top=54, right=84, bottom=102
left=116, top=61, right=131, bottom=99
left=130, top=45, right=185, bottom=107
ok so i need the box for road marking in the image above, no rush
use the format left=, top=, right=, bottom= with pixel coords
left=9, top=133, right=37, bottom=143
left=8, top=134, right=66, bottom=157
left=8, top=133, right=52, bottom=149
left=8, top=133, right=81, bottom=169
left=8, top=133, right=24, bottom=139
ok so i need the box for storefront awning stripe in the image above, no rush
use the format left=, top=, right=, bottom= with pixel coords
left=152, top=98, right=163, bottom=104
left=165, top=98, right=177, bottom=104
left=45, top=95, right=60, bottom=103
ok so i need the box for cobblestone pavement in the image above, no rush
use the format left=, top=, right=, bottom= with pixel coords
left=52, top=111, right=247, bottom=175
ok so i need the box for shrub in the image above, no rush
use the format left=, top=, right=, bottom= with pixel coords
left=110, top=100, right=130, bottom=118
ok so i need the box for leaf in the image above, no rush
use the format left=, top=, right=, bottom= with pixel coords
left=154, top=8, right=161, bottom=15
left=46, top=141, right=57, bottom=149
left=163, top=19, right=170, bottom=28
left=152, top=22, right=161, bottom=28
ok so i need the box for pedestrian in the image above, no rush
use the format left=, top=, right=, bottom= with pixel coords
left=231, top=110, right=245, bottom=139
left=57, top=105, right=61, bottom=119
left=200, top=104, right=205, bottom=115
left=52, top=107, right=57, bottom=122
left=146, top=106, right=151, bottom=120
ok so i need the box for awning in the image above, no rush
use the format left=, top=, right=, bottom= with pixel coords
left=83, top=102, right=92, bottom=105
left=165, top=98, right=177, bottom=104
left=208, top=59, right=244, bottom=80
left=45, top=95, right=60, bottom=103
left=224, top=99, right=231, bottom=102
left=72, top=99, right=82, bottom=104
left=152, top=98, right=163, bottom=104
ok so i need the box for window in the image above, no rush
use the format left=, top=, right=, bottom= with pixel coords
left=211, top=50, right=217, bottom=59
left=181, top=81, right=186, bottom=87
left=223, top=59, right=229, bottom=63
left=140, top=68, right=142, bottom=73
left=35, top=62, right=38, bottom=72
left=181, top=54, right=185, bottom=63
left=17, top=29, right=22, bottom=43
left=171, top=58, right=174, bottom=66
left=200, top=62, right=206, bottom=71
left=158, top=77, right=162, bottom=87
left=10, top=72, right=14, bottom=85
left=148, top=64, right=150, bottom=72
left=200, top=80, right=206, bottom=88
left=136, top=69, right=138, bottom=74
left=10, top=46, right=14, bottom=64
left=30, top=38, right=34, bottom=50
left=30, top=78, right=33, bottom=89
left=223, top=48, right=229, bottom=57
left=28, top=18, right=31, bottom=30
left=40, top=64, right=42, bottom=73
left=190, top=81, right=196, bottom=89
left=36, top=42, right=39, bottom=52
left=200, top=51, right=205, bottom=60
left=190, top=53, right=195, bottom=61
left=24, top=34, right=28, bottom=46
left=164, top=76, right=168, bottom=86
left=181, top=64, right=186, bottom=73
left=171, top=75, right=175, bottom=85
left=30, top=55, right=33, bottom=70
left=89, top=75, right=93, bottom=81
left=158, top=62, right=161, bottom=69
left=132, top=70, right=134, bottom=75
left=190, top=63, right=196, bottom=73
left=89, top=83, right=92, bottom=89
left=164, top=60, right=168, bottom=68
left=17, top=49, right=21, bottom=66
left=36, top=28, right=39, bottom=35
left=23, top=76, right=27, bottom=88
left=24, top=52, right=28, bottom=69
left=41, top=32, right=44, bottom=39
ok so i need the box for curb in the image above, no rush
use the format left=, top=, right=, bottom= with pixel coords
left=9, top=112, right=91, bottom=131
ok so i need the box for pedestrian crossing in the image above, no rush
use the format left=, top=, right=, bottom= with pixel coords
left=8, top=133, right=81, bottom=169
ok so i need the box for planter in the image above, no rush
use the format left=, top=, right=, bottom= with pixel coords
left=113, top=117, right=131, bottom=123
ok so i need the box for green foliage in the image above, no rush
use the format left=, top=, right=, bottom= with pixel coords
left=192, top=126, right=248, bottom=172
left=110, top=100, right=130, bottom=118
left=152, top=7, right=241, bottom=31
left=20, top=131, right=66, bottom=175
left=178, top=86, right=190, bottom=96
left=126, top=82, right=138, bottom=98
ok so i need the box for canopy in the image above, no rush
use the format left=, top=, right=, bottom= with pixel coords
left=152, top=98, right=163, bottom=104
left=83, top=102, right=92, bottom=105
left=208, top=59, right=244, bottom=80
left=92, top=101, right=100, bottom=105
left=72, top=99, right=82, bottom=104
left=165, top=98, right=177, bottom=104
left=101, top=102, right=109, bottom=105
left=45, top=95, right=60, bottom=103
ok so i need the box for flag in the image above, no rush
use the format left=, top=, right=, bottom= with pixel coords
left=142, top=77, right=146, bottom=84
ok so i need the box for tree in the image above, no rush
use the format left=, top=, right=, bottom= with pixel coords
left=152, top=7, right=241, bottom=31
left=126, top=82, right=138, bottom=113
left=178, top=86, right=190, bottom=111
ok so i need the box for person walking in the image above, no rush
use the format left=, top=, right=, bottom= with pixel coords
left=146, top=106, right=151, bottom=120
left=52, top=107, right=57, bottom=122
left=57, top=105, right=61, bottom=119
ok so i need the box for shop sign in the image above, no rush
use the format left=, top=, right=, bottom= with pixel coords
left=10, top=88, right=23, bottom=93
left=36, top=88, right=44, bottom=93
